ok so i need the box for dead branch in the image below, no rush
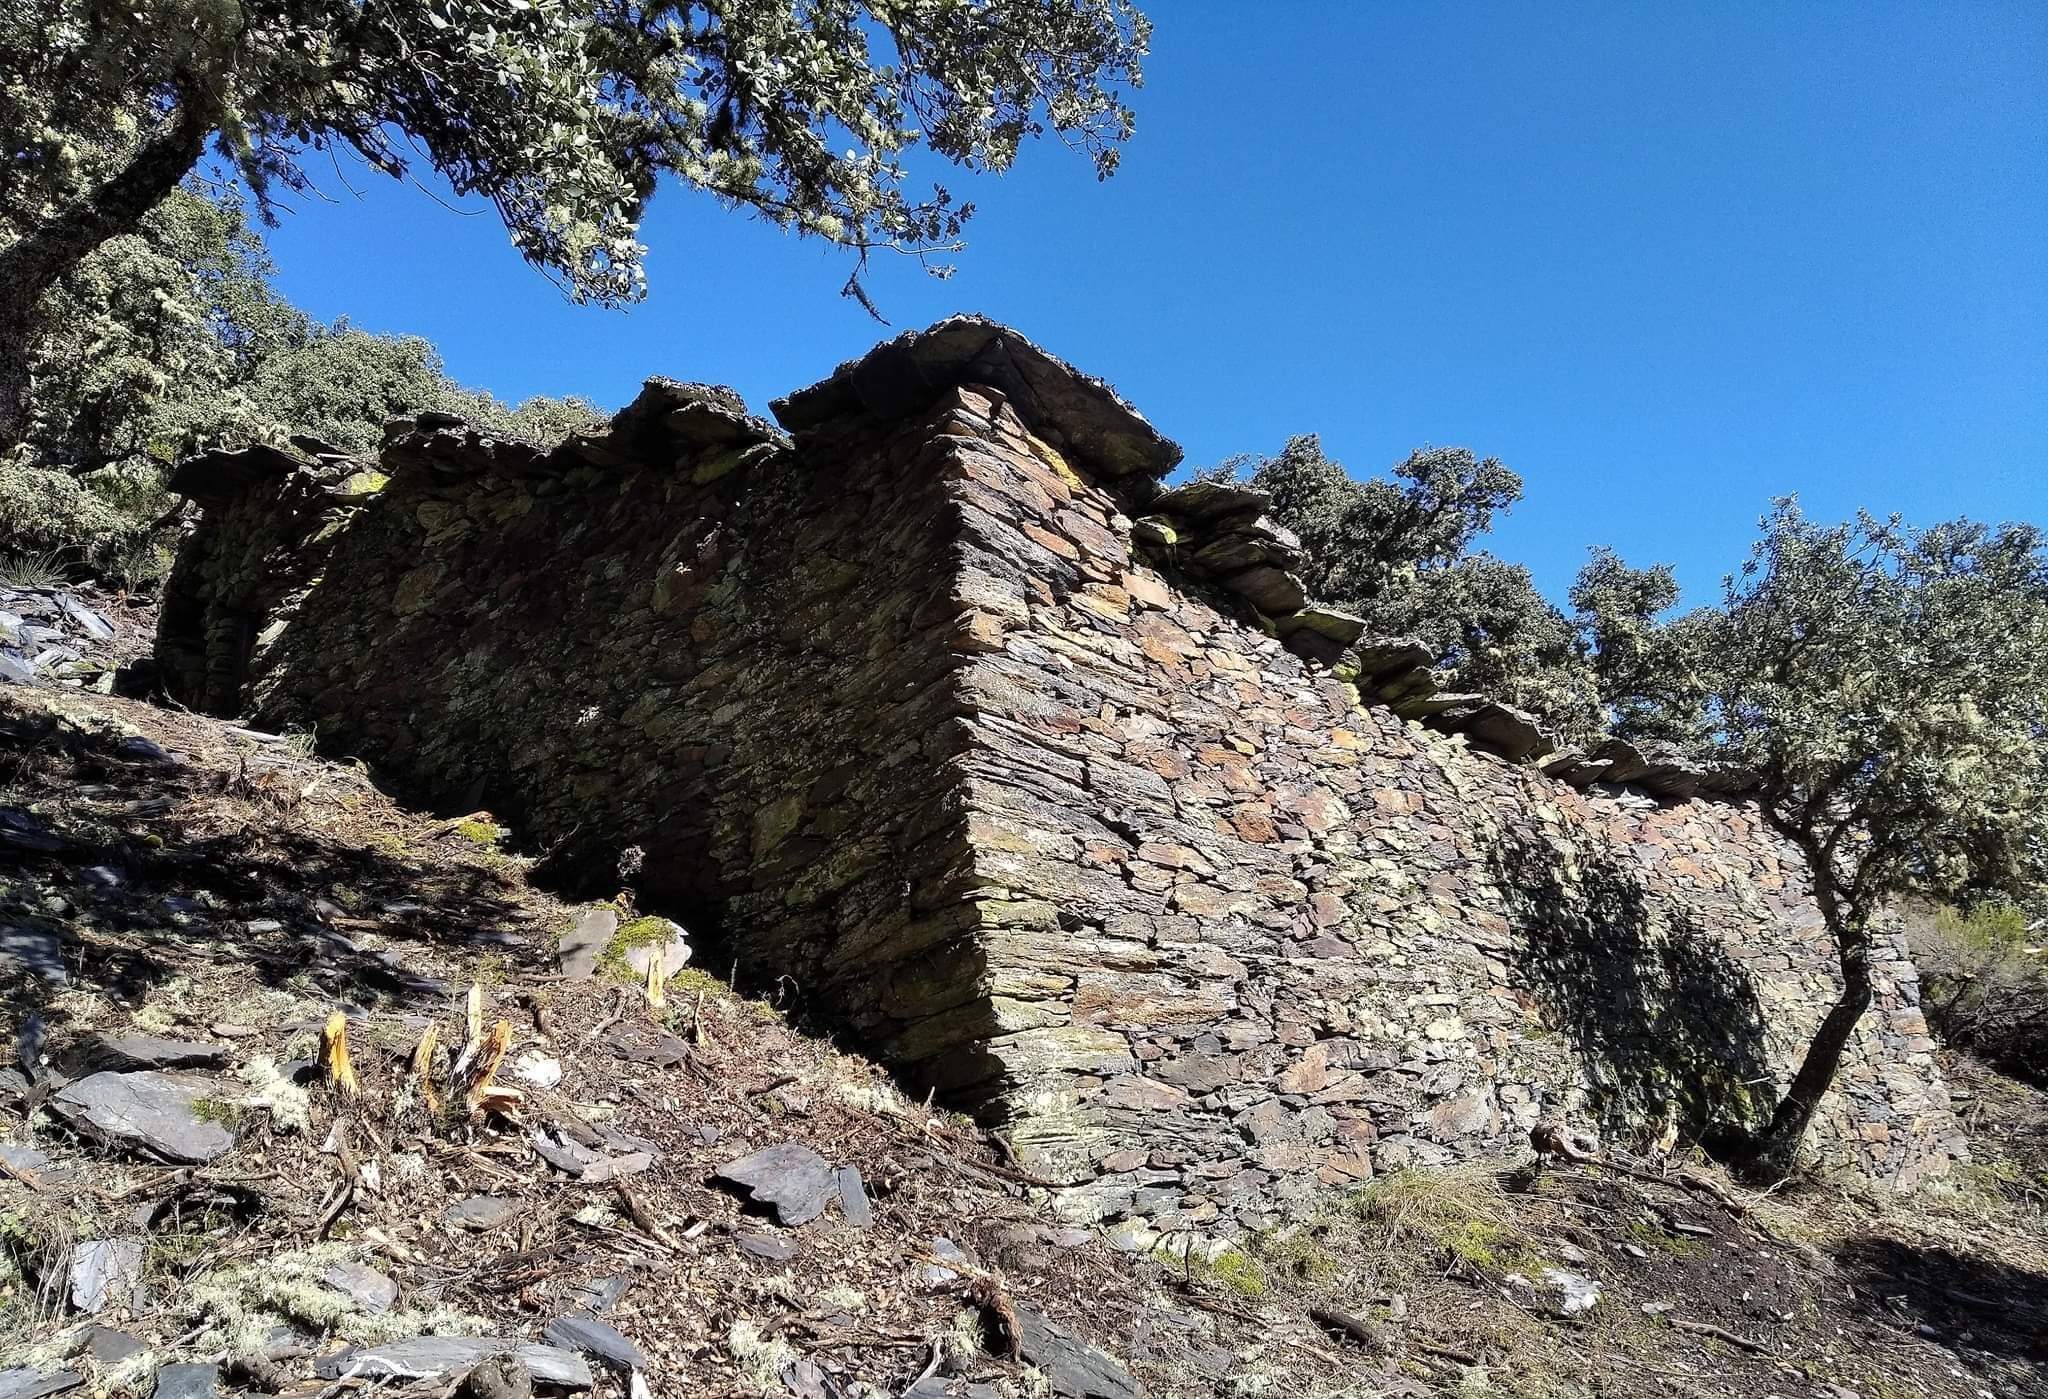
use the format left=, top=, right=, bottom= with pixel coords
left=1669, top=1316, right=1771, bottom=1354
left=612, top=1180, right=679, bottom=1251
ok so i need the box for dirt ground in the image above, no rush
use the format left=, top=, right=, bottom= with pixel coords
left=2, top=683, right=2044, bottom=1399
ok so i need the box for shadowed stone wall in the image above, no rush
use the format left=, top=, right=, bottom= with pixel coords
left=159, top=318, right=1962, bottom=1244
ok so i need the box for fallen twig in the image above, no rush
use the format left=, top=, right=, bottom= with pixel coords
left=312, top=1178, right=355, bottom=1240
left=613, top=1179, right=679, bottom=1251
left=1669, top=1316, right=1770, bottom=1354
left=584, top=987, right=630, bottom=1045
left=1309, top=1307, right=1481, bottom=1367
left=0, top=1154, right=48, bottom=1192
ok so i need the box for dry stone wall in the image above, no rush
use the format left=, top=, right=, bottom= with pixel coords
left=159, top=318, right=1962, bottom=1244
left=160, top=382, right=994, bottom=1064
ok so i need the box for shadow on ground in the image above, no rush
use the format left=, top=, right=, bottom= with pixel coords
left=1835, top=1233, right=2048, bottom=1390
left=0, top=695, right=548, bottom=1032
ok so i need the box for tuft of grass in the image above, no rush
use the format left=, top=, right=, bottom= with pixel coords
left=0, top=551, right=66, bottom=590
left=473, top=952, right=509, bottom=990
left=1346, top=1165, right=1543, bottom=1274
left=1625, top=1218, right=1705, bottom=1259
left=185, top=1245, right=485, bottom=1355
left=945, top=1306, right=986, bottom=1361
left=1253, top=1224, right=1341, bottom=1289
left=816, top=1283, right=866, bottom=1313
left=191, top=1097, right=246, bottom=1128
left=1195, top=1246, right=1267, bottom=1298
left=1348, top=1165, right=1511, bottom=1236
left=237, top=1056, right=312, bottom=1135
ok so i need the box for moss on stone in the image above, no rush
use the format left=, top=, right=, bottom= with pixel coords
left=1254, top=1225, right=1340, bottom=1288
left=455, top=819, right=501, bottom=847
left=599, top=914, right=680, bottom=979
left=191, top=1097, right=246, bottom=1128
left=1186, top=1245, right=1267, bottom=1298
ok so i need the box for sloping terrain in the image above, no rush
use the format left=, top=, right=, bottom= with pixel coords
left=1, top=680, right=2043, bottom=1399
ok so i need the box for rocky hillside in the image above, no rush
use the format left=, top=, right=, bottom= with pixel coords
left=0, top=669, right=2044, bottom=1399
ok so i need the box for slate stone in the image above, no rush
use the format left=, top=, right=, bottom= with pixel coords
left=85, top=1328, right=145, bottom=1366
left=69, top=1239, right=144, bottom=1314
left=736, top=1233, right=797, bottom=1263
left=0, top=654, right=34, bottom=686
left=571, top=1275, right=629, bottom=1314
left=1013, top=1306, right=1142, bottom=1399
left=904, top=1381, right=999, bottom=1399
left=1145, top=480, right=1268, bottom=521
left=542, top=1311, right=648, bottom=1372
left=53, top=1072, right=235, bottom=1163
left=1219, top=564, right=1307, bottom=616
left=619, top=926, right=691, bottom=981
left=771, top=315, right=1182, bottom=479
left=92, top=1034, right=230, bottom=1072
left=113, top=736, right=177, bottom=765
left=835, top=1165, right=872, bottom=1228
left=1349, top=636, right=1436, bottom=678
left=1430, top=699, right=1554, bottom=763
left=454, top=1353, right=533, bottom=1399
left=315, top=1339, right=590, bottom=1390
left=0, top=1370, right=83, bottom=1399
left=322, top=1261, right=399, bottom=1313
left=151, top=1364, right=217, bottom=1399
left=0, top=1144, right=50, bottom=1174
left=56, top=596, right=114, bottom=643
left=531, top=1132, right=601, bottom=1176
left=530, top=1131, right=652, bottom=1184
left=558, top=909, right=618, bottom=980
left=607, top=1032, right=690, bottom=1068
left=0, top=926, right=66, bottom=983
left=1275, top=605, right=1368, bottom=645
left=920, top=1236, right=971, bottom=1287
left=713, top=1142, right=835, bottom=1226
left=442, top=1196, right=520, bottom=1232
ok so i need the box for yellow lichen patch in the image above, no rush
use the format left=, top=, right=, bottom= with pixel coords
left=1020, top=431, right=1086, bottom=491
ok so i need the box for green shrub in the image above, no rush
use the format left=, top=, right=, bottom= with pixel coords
left=0, top=456, right=152, bottom=576
left=1908, top=901, right=2048, bottom=1085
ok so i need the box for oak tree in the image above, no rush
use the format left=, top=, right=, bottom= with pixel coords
left=1697, top=502, right=2048, bottom=1176
left=1, top=0, right=1150, bottom=443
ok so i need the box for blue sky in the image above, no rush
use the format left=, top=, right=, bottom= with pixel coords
left=262, top=3, right=2046, bottom=608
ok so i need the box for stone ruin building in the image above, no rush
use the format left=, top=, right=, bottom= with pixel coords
left=155, top=317, right=1963, bottom=1239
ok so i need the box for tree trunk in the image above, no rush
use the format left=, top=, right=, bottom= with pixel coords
left=1744, top=933, right=1874, bottom=1181
left=0, top=98, right=213, bottom=450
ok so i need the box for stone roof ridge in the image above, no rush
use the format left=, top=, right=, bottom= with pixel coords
left=1131, top=478, right=1761, bottom=805
left=168, top=441, right=313, bottom=506
left=370, top=377, right=789, bottom=486
left=169, top=439, right=383, bottom=509
left=770, top=314, right=1182, bottom=482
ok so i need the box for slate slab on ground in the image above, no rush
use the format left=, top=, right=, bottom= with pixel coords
left=52, top=1070, right=236, bottom=1163
left=713, top=1141, right=837, bottom=1226
left=556, top=909, right=618, bottom=979
left=315, top=1339, right=592, bottom=1390
left=542, top=1311, right=648, bottom=1372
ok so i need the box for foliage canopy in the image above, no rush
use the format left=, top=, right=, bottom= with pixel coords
left=2, top=178, right=600, bottom=578
left=1, top=0, right=1149, bottom=442
left=1688, top=503, right=2048, bottom=1170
